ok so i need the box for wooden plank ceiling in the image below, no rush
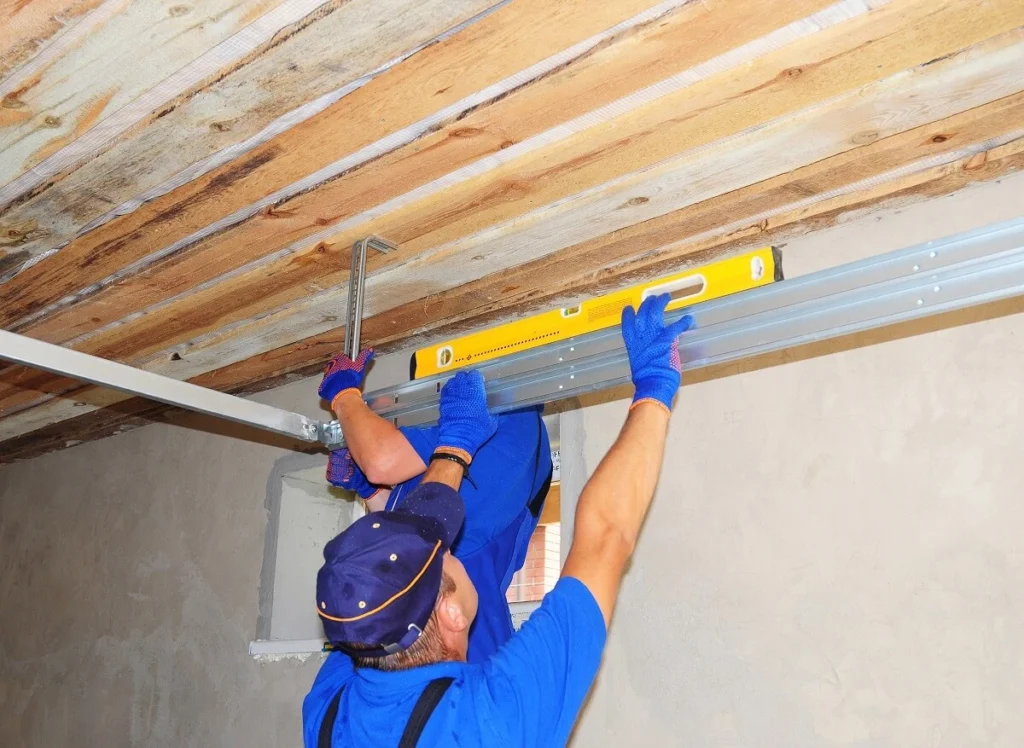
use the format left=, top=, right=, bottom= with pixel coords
left=1, top=0, right=1023, bottom=462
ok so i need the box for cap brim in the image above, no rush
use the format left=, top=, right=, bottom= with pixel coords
left=394, top=482, right=464, bottom=548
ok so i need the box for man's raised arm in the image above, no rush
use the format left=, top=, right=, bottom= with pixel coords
left=561, top=294, right=693, bottom=626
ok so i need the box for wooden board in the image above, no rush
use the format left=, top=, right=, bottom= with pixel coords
left=2, top=90, right=1021, bottom=441
left=1, top=5, right=1021, bottom=406
left=0, top=0, right=501, bottom=277
left=2, top=0, right=1024, bottom=459
left=3, top=138, right=1021, bottom=463
left=0, top=0, right=673, bottom=303
left=0, top=0, right=105, bottom=79
left=0, top=0, right=284, bottom=185
left=13, top=0, right=1020, bottom=366
left=16, top=0, right=843, bottom=342
left=4, top=4, right=1020, bottom=399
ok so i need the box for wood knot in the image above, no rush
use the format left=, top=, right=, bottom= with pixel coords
left=620, top=196, right=650, bottom=209
left=964, top=152, right=988, bottom=171
left=783, top=67, right=803, bottom=79
left=43, top=115, right=61, bottom=127
left=851, top=130, right=879, bottom=145
left=931, top=134, right=949, bottom=143
left=449, top=127, right=483, bottom=139
left=500, top=140, right=515, bottom=150
left=168, top=5, right=191, bottom=17
left=209, top=121, right=231, bottom=132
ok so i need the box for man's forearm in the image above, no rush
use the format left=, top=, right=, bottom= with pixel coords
left=578, top=401, right=669, bottom=553
left=333, top=391, right=404, bottom=463
left=561, top=400, right=671, bottom=624
left=333, top=392, right=426, bottom=484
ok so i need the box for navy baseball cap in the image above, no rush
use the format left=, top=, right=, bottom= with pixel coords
left=316, top=482, right=464, bottom=656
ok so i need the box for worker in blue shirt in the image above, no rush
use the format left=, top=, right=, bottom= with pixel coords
left=317, top=347, right=551, bottom=664
left=304, top=294, right=693, bottom=746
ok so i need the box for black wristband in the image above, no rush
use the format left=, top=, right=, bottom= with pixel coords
left=429, top=452, right=477, bottom=489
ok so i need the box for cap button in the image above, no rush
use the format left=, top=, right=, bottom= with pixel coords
left=358, top=601, right=367, bottom=609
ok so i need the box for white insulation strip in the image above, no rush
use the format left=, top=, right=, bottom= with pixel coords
left=14, top=0, right=869, bottom=331
left=0, top=0, right=333, bottom=209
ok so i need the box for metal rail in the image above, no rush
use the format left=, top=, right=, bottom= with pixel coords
left=365, top=218, right=1024, bottom=427
left=2, top=220, right=1022, bottom=448
left=0, top=328, right=323, bottom=443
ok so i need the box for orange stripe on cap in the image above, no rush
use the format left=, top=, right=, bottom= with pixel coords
left=317, top=539, right=442, bottom=623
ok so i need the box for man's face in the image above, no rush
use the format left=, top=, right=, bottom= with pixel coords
left=442, top=552, right=479, bottom=624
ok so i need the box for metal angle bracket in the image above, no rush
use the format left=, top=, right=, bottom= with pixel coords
left=343, top=236, right=395, bottom=360
left=318, top=420, right=345, bottom=450
left=327, top=235, right=397, bottom=451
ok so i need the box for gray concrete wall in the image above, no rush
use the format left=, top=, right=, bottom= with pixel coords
left=0, top=171, right=1021, bottom=746
left=565, top=173, right=1024, bottom=747
left=0, top=350, right=413, bottom=747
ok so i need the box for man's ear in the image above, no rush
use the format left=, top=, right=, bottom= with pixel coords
left=435, top=594, right=469, bottom=634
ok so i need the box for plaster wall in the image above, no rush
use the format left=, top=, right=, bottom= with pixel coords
left=564, top=173, right=1024, bottom=747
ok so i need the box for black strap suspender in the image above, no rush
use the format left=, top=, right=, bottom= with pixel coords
left=317, top=688, right=343, bottom=748
left=317, top=677, right=455, bottom=748
left=398, top=677, right=455, bottom=747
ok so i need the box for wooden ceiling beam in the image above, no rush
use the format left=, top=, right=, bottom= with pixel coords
left=0, top=0, right=673, bottom=325
left=3, top=0, right=1016, bottom=390
left=2, top=133, right=1021, bottom=464
left=2, top=97, right=1021, bottom=445
left=18, top=0, right=837, bottom=344
left=1, top=0, right=1023, bottom=453
left=31, top=0, right=1024, bottom=367
left=25, top=25, right=1024, bottom=383
left=1, top=23, right=1021, bottom=428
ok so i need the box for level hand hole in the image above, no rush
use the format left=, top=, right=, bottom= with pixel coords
left=642, top=275, right=706, bottom=304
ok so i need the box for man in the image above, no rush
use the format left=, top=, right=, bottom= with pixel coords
left=303, top=294, right=693, bottom=746
left=316, top=346, right=551, bottom=663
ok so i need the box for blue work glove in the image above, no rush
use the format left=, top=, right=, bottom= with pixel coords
left=326, top=448, right=379, bottom=498
left=318, top=348, right=374, bottom=408
left=436, top=370, right=498, bottom=463
left=621, top=294, right=695, bottom=413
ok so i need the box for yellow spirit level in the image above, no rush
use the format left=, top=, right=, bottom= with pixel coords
left=411, top=247, right=782, bottom=379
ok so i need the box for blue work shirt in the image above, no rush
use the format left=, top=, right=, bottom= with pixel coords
left=302, top=577, right=606, bottom=748
left=388, top=405, right=552, bottom=663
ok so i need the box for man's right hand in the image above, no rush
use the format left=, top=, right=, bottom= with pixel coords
left=621, top=294, right=694, bottom=413
left=318, top=348, right=374, bottom=409
left=436, top=370, right=498, bottom=463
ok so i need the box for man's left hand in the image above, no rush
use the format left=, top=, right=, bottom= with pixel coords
left=436, top=370, right=498, bottom=463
